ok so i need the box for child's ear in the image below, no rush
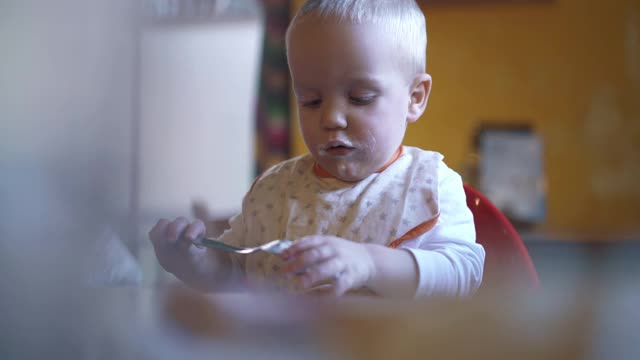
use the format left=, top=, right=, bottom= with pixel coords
left=407, top=73, right=432, bottom=124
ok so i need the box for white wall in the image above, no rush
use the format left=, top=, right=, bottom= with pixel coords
left=139, top=19, right=262, bottom=219
left=136, top=16, right=263, bottom=286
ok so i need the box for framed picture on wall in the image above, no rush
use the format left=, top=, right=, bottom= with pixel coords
left=474, top=124, right=546, bottom=226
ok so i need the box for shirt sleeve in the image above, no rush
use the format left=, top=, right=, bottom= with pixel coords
left=399, top=162, right=485, bottom=297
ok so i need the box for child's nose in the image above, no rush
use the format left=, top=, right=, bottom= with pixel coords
left=320, top=103, right=347, bottom=130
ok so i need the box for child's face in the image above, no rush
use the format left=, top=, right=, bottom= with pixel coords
left=288, top=17, right=419, bottom=182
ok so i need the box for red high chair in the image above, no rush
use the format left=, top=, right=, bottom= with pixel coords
left=464, top=184, right=540, bottom=290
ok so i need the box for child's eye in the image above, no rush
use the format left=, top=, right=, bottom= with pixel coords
left=300, top=99, right=322, bottom=108
left=349, top=95, right=375, bottom=105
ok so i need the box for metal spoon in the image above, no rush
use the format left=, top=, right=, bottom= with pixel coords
left=195, top=238, right=292, bottom=255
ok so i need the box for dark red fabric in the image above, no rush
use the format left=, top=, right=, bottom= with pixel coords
left=464, top=184, right=540, bottom=290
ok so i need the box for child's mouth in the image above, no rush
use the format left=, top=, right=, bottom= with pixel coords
left=323, top=143, right=355, bottom=157
left=327, top=146, right=354, bottom=156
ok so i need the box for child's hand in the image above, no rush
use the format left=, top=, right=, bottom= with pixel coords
left=148, top=217, right=205, bottom=276
left=280, top=236, right=375, bottom=296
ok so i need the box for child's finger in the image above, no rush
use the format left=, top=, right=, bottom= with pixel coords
left=285, top=244, right=335, bottom=274
left=281, top=235, right=326, bottom=259
left=183, top=220, right=206, bottom=242
left=332, top=272, right=354, bottom=296
left=167, top=217, right=190, bottom=244
left=149, top=219, right=170, bottom=245
left=299, top=258, right=345, bottom=288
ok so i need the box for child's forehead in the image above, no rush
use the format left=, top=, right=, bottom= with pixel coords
left=288, top=19, right=397, bottom=58
left=288, top=24, right=409, bottom=85
left=287, top=2, right=426, bottom=81
left=291, top=63, right=412, bottom=94
left=293, top=73, right=389, bottom=91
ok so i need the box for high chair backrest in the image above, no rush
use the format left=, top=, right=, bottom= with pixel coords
left=464, top=184, right=540, bottom=290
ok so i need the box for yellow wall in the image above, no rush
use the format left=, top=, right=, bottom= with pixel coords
left=290, top=0, right=640, bottom=236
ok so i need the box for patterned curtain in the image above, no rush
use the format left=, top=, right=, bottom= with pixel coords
left=255, top=0, right=291, bottom=175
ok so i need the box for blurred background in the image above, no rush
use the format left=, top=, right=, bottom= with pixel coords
left=1, top=0, right=638, bottom=358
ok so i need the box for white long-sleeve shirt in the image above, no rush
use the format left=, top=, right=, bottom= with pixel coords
left=217, top=146, right=485, bottom=297
left=399, top=160, right=485, bottom=297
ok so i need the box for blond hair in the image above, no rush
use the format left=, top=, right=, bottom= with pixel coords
left=286, top=0, right=427, bottom=76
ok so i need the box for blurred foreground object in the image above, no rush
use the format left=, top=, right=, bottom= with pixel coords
left=160, top=283, right=639, bottom=360
left=1, top=0, right=142, bottom=357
